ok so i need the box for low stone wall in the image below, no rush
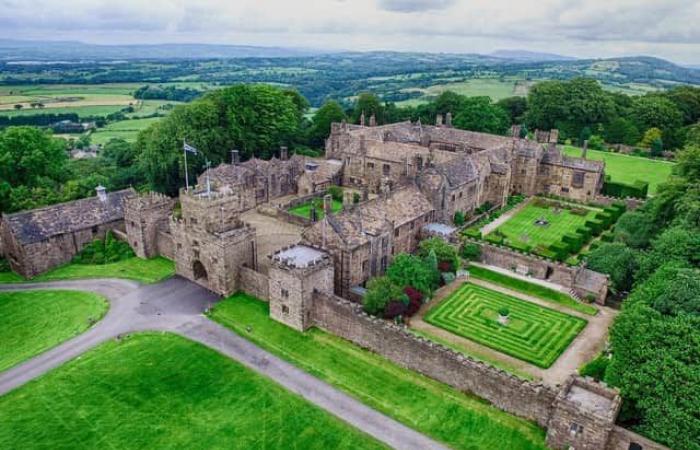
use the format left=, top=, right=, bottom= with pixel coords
left=156, top=231, right=174, bottom=260
left=607, top=426, right=670, bottom=450
left=310, top=290, right=558, bottom=427
left=276, top=209, right=313, bottom=227
left=239, top=266, right=270, bottom=301
left=593, top=195, right=644, bottom=210
left=473, top=240, right=608, bottom=304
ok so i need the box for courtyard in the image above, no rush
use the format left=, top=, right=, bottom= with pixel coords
left=485, top=199, right=600, bottom=258
left=423, top=283, right=587, bottom=369
left=287, top=197, right=343, bottom=220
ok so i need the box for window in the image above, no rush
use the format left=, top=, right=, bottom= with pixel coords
left=569, top=423, right=584, bottom=437
left=381, top=256, right=388, bottom=272
left=281, top=305, right=289, bottom=314
left=192, top=240, right=199, bottom=246
left=177, top=243, right=182, bottom=250
left=573, top=171, right=585, bottom=188
left=394, top=228, right=400, bottom=237
left=367, top=162, right=374, bottom=169
left=133, top=241, right=138, bottom=248
left=458, top=192, right=463, bottom=198
left=362, top=260, right=369, bottom=273
left=131, top=221, right=136, bottom=227
left=451, top=194, right=456, bottom=201
left=191, top=217, right=198, bottom=224
left=383, top=164, right=390, bottom=175
left=281, top=288, right=289, bottom=298
left=410, top=221, right=415, bottom=230
left=91, top=226, right=98, bottom=234
left=561, top=187, right=570, bottom=193
left=193, top=250, right=200, bottom=259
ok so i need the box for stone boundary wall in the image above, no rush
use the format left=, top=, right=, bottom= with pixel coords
left=606, top=426, right=670, bottom=450
left=273, top=191, right=328, bottom=227
left=156, top=231, right=174, bottom=260
left=239, top=266, right=270, bottom=301
left=275, top=209, right=313, bottom=227
left=593, top=195, right=644, bottom=210
left=310, top=290, right=558, bottom=427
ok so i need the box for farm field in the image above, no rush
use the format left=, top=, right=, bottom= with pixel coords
left=209, top=293, right=548, bottom=450
left=488, top=201, right=599, bottom=255
left=562, top=146, right=674, bottom=195
left=0, top=333, right=384, bottom=450
left=424, top=283, right=586, bottom=368
left=397, top=78, right=533, bottom=106
left=288, top=198, right=343, bottom=219
left=0, top=290, right=107, bottom=371
left=90, top=117, right=163, bottom=145
left=467, top=265, right=598, bottom=316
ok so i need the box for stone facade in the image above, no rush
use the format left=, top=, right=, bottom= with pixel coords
left=124, top=192, right=175, bottom=259
left=0, top=187, right=135, bottom=278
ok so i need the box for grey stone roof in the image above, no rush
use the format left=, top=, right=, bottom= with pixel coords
left=3, top=188, right=136, bottom=245
left=423, top=223, right=457, bottom=236
left=433, top=156, right=478, bottom=188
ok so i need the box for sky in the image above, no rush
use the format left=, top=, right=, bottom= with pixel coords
left=1, top=0, right=699, bottom=64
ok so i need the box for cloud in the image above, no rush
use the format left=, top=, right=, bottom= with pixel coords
left=0, top=0, right=698, bottom=63
left=377, top=0, right=456, bottom=13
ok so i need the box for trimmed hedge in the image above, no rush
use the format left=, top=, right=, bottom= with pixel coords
left=602, top=178, right=648, bottom=199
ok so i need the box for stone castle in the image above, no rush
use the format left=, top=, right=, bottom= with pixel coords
left=0, top=117, right=668, bottom=450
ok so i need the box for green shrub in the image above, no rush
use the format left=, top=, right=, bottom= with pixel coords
left=0, top=258, right=10, bottom=272
left=579, top=354, right=609, bottom=381
left=463, top=228, right=482, bottom=239
left=73, top=231, right=135, bottom=265
left=461, top=243, right=482, bottom=261
left=453, top=211, right=465, bottom=226
left=602, top=179, right=649, bottom=199
left=498, top=307, right=510, bottom=317
left=549, top=242, right=570, bottom=261
left=326, top=185, right=343, bottom=202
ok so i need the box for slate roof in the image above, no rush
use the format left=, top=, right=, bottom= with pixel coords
left=3, top=188, right=136, bottom=245
left=433, top=155, right=478, bottom=188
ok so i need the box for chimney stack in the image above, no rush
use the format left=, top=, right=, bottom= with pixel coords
left=280, top=146, right=288, bottom=161
left=231, top=149, right=240, bottom=165
left=582, top=140, right=588, bottom=159
left=360, top=111, right=366, bottom=127
left=95, top=185, right=107, bottom=202
left=436, top=114, right=443, bottom=127
left=445, top=112, right=452, bottom=128
left=369, top=113, right=376, bottom=127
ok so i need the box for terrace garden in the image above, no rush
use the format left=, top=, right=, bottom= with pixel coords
left=424, top=283, right=586, bottom=368
left=482, top=198, right=625, bottom=262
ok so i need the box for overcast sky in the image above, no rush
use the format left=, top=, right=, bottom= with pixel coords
left=1, top=0, right=699, bottom=64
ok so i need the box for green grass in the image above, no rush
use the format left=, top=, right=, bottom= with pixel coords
left=0, top=290, right=107, bottom=372
left=490, top=202, right=598, bottom=256
left=288, top=198, right=343, bottom=220
left=396, top=78, right=535, bottom=106
left=0, top=104, right=128, bottom=117
left=209, top=293, right=548, bottom=450
left=90, top=117, right=163, bottom=144
left=0, top=271, right=22, bottom=283
left=0, top=333, right=385, bottom=449
left=28, top=257, right=174, bottom=284
left=467, top=265, right=598, bottom=316
left=562, top=146, right=674, bottom=195
left=425, top=283, right=586, bottom=368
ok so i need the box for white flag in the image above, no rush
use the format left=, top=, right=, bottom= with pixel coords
left=183, top=142, right=198, bottom=154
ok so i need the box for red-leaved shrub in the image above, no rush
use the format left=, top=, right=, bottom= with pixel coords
left=403, top=286, right=423, bottom=317
left=438, top=260, right=453, bottom=273
left=383, top=300, right=407, bottom=319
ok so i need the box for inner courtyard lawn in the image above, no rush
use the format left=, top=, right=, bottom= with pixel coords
left=424, top=283, right=586, bottom=368
left=287, top=198, right=342, bottom=220
left=28, top=257, right=175, bottom=284
left=562, top=146, right=674, bottom=195
left=209, top=293, right=548, bottom=450
left=0, top=290, right=107, bottom=372
left=0, top=333, right=385, bottom=450
left=489, top=202, right=599, bottom=256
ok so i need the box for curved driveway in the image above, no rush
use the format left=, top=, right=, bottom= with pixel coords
left=0, top=277, right=446, bottom=450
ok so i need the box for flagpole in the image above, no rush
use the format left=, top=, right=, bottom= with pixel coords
left=183, top=139, right=189, bottom=192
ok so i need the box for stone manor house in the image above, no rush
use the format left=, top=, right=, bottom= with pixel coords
left=0, top=117, right=668, bottom=450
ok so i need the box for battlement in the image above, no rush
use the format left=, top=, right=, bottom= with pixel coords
left=126, top=191, right=174, bottom=211
left=270, top=244, right=331, bottom=270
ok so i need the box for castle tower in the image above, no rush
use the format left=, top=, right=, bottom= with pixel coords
left=268, top=244, right=334, bottom=331
left=546, top=376, right=621, bottom=450
left=124, top=192, right=175, bottom=259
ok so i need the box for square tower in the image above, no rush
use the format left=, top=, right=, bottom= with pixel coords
left=123, top=192, right=175, bottom=259
left=268, top=245, right=334, bottom=331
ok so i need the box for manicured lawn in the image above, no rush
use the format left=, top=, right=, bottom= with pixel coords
left=0, top=271, right=22, bottom=283
left=489, top=202, right=599, bottom=256
left=30, top=257, right=175, bottom=284
left=467, top=265, right=598, bottom=316
left=0, top=290, right=107, bottom=372
left=425, top=283, right=586, bottom=368
left=209, top=293, right=548, bottom=450
left=288, top=198, right=343, bottom=220
left=562, top=146, right=674, bottom=195
left=0, top=333, right=384, bottom=450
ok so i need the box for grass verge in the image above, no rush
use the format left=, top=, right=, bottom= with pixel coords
left=0, top=290, right=107, bottom=371
left=209, top=293, right=548, bottom=450
left=468, top=265, right=598, bottom=315
left=25, top=257, right=175, bottom=284
left=0, top=333, right=384, bottom=449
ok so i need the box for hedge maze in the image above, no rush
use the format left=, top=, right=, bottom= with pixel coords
left=425, top=283, right=587, bottom=368
left=485, top=198, right=626, bottom=261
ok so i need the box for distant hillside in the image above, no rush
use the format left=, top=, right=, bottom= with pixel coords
left=490, top=49, right=577, bottom=62
left=0, top=39, right=326, bottom=60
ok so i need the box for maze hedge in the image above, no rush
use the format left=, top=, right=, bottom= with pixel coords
left=425, top=283, right=586, bottom=368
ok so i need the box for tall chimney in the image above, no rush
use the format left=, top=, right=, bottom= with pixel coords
left=280, top=146, right=288, bottom=160
left=360, top=111, right=366, bottom=127
left=369, top=114, right=376, bottom=127
left=231, top=149, right=240, bottom=165
left=436, top=114, right=443, bottom=127
left=582, top=140, right=588, bottom=159
left=445, top=112, right=452, bottom=128
left=95, top=185, right=107, bottom=202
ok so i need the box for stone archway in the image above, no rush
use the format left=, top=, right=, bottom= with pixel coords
left=193, top=260, right=208, bottom=281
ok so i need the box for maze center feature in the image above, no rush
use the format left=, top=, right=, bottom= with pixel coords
left=424, top=283, right=587, bottom=368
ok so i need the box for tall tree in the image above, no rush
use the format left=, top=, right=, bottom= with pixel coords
left=452, top=96, right=510, bottom=135
left=308, top=100, right=346, bottom=148
left=352, top=93, right=384, bottom=125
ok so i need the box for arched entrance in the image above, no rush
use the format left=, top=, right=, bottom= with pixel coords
left=193, top=260, right=208, bottom=281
